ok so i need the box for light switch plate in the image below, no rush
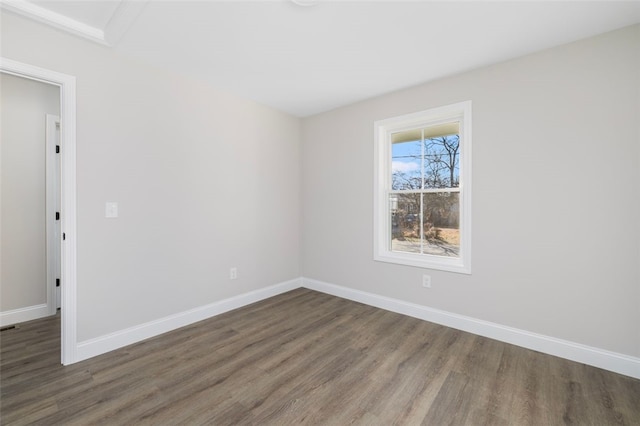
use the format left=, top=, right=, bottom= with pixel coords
left=105, top=202, right=118, bottom=218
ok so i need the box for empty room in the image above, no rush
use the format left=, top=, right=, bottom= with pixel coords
left=1, top=1, right=639, bottom=424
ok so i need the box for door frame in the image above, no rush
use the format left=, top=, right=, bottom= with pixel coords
left=45, top=114, right=61, bottom=313
left=1, top=58, right=77, bottom=365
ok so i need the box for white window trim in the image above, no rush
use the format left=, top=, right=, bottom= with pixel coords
left=373, top=101, right=472, bottom=274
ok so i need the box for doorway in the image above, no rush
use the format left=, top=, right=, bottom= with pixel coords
left=1, top=74, right=59, bottom=322
left=0, top=58, right=77, bottom=365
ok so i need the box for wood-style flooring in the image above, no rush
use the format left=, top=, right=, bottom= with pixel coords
left=1, top=288, right=639, bottom=425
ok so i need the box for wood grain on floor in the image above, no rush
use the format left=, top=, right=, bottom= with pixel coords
left=1, top=288, right=639, bottom=425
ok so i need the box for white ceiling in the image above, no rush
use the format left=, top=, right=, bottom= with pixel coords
left=31, top=0, right=121, bottom=29
left=4, top=1, right=640, bottom=117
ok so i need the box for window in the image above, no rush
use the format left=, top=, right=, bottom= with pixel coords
left=374, top=101, right=471, bottom=274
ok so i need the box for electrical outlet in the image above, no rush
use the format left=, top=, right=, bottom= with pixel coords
left=230, top=267, right=237, bottom=280
left=105, top=202, right=118, bottom=218
left=422, top=274, right=431, bottom=288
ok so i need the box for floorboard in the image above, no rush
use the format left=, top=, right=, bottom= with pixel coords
left=1, top=288, right=639, bottom=425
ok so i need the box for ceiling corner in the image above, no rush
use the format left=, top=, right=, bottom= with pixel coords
left=0, top=0, right=148, bottom=47
left=104, top=1, right=148, bottom=46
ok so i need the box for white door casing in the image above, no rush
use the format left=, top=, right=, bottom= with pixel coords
left=1, top=58, right=77, bottom=365
left=45, top=114, right=61, bottom=312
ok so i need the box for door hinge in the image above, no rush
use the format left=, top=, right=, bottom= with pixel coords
left=63, top=233, right=66, bottom=241
left=56, top=212, right=60, bottom=220
left=56, top=278, right=60, bottom=287
left=56, top=145, right=60, bottom=154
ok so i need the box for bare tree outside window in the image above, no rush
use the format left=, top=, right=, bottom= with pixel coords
left=424, top=135, right=459, bottom=189
left=391, top=134, right=460, bottom=256
left=374, top=101, right=471, bottom=273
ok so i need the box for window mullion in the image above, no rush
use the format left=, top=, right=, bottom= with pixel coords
left=389, top=188, right=459, bottom=194
left=420, top=128, right=425, bottom=255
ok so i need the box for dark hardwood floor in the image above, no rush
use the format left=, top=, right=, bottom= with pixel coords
left=1, top=288, right=639, bottom=425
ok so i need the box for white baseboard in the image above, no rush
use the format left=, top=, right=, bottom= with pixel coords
left=302, top=277, right=640, bottom=380
left=75, top=278, right=302, bottom=363
left=72, top=275, right=640, bottom=379
left=0, top=304, right=52, bottom=327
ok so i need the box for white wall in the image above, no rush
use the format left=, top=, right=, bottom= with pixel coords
left=301, top=25, right=640, bottom=358
left=1, top=12, right=300, bottom=341
left=2, top=10, right=638, bottom=366
left=1, top=73, right=59, bottom=313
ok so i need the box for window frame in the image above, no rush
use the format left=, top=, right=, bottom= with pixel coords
left=373, top=101, right=472, bottom=274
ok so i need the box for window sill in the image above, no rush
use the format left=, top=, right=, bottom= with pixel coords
left=374, top=251, right=471, bottom=274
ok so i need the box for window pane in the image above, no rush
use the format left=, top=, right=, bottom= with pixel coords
left=390, top=193, right=421, bottom=253
left=391, top=139, right=421, bottom=190
left=422, top=192, right=460, bottom=257
left=423, top=134, right=460, bottom=189
left=375, top=101, right=470, bottom=273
